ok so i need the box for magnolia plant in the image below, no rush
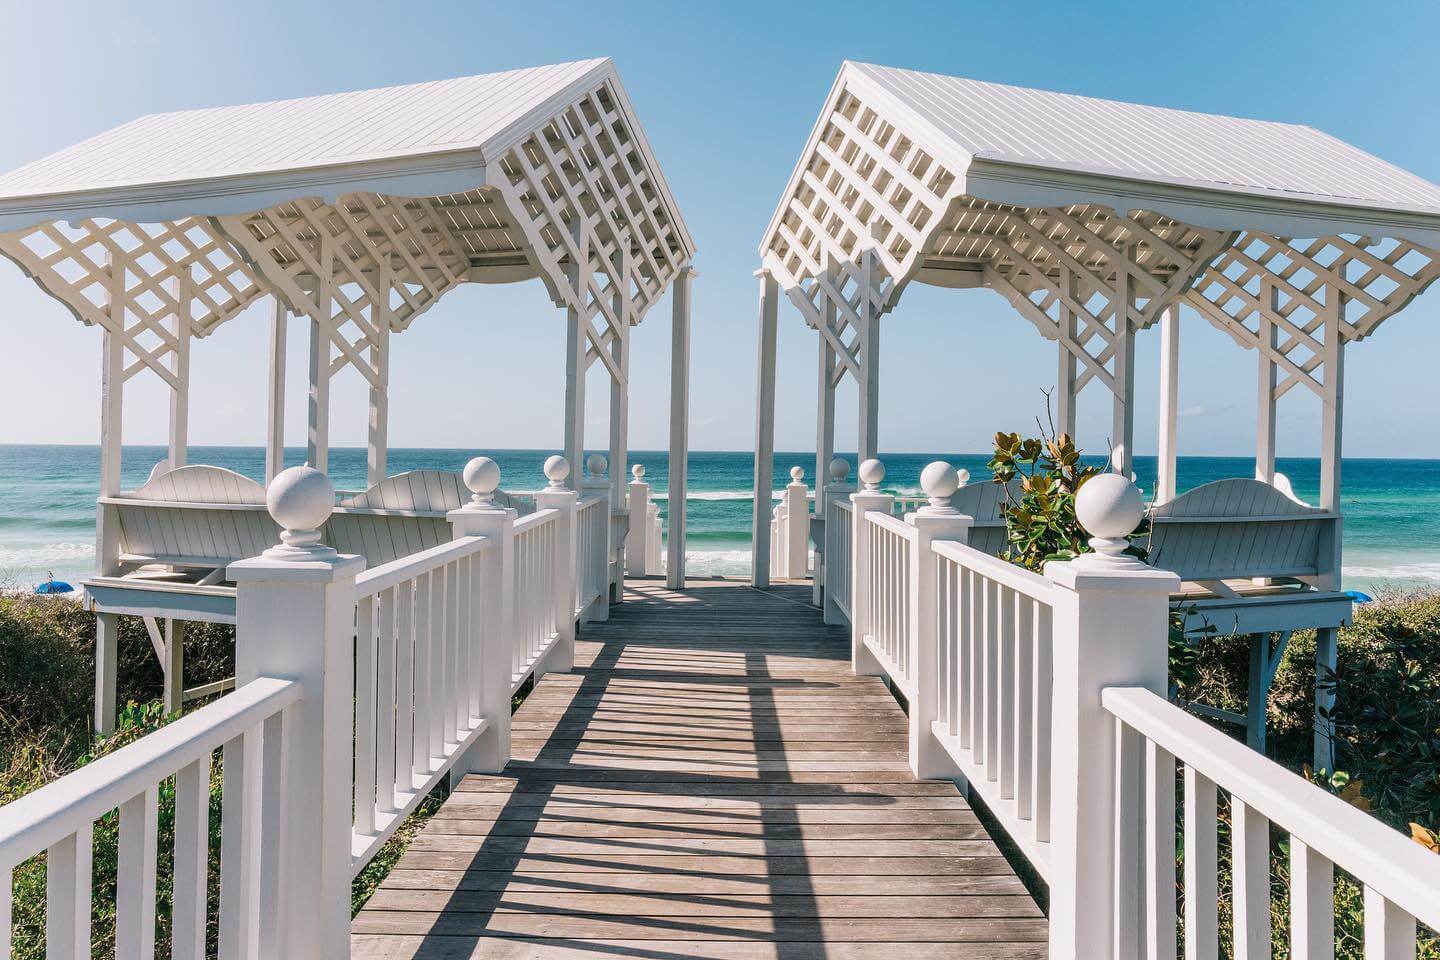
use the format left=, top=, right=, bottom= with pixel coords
left=987, top=428, right=1104, bottom=572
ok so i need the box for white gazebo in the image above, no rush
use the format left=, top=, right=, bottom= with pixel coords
left=754, top=61, right=1440, bottom=763
left=0, top=58, right=696, bottom=728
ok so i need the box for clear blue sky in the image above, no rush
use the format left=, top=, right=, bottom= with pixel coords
left=2, top=0, right=1438, bottom=459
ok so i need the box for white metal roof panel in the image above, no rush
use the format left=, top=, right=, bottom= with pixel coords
left=0, top=59, right=609, bottom=200
left=847, top=62, right=1440, bottom=215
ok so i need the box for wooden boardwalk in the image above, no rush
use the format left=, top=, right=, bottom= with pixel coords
left=353, top=579, right=1046, bottom=959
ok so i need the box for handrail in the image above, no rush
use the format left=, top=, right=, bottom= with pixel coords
left=0, top=676, right=299, bottom=865
left=866, top=510, right=916, bottom=539
left=355, top=534, right=490, bottom=597
left=1104, top=686, right=1440, bottom=931
left=931, top=539, right=1056, bottom=602
left=514, top=506, right=558, bottom=534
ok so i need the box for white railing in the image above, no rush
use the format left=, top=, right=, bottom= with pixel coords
left=351, top=534, right=494, bottom=870
left=1106, top=687, right=1440, bottom=958
left=930, top=538, right=1055, bottom=872
left=511, top=509, right=560, bottom=689
left=825, top=496, right=854, bottom=623
left=575, top=494, right=608, bottom=617
left=861, top=512, right=914, bottom=691
left=625, top=464, right=664, bottom=577
left=0, top=677, right=300, bottom=960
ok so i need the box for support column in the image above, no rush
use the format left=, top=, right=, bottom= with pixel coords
left=367, top=295, right=390, bottom=487
left=667, top=265, right=695, bottom=589
left=1156, top=306, right=1179, bottom=503
left=94, top=260, right=125, bottom=736
left=857, top=247, right=880, bottom=463
left=265, top=298, right=288, bottom=483
left=1056, top=272, right=1078, bottom=440
left=751, top=269, right=779, bottom=588
left=814, top=281, right=838, bottom=606
left=564, top=225, right=589, bottom=490
left=608, top=257, right=631, bottom=507
left=168, top=273, right=191, bottom=469
left=1256, top=282, right=1279, bottom=484
left=1110, top=257, right=1135, bottom=476
left=1315, top=290, right=1347, bottom=772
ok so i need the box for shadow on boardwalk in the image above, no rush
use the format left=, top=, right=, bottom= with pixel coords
left=352, top=579, right=1046, bottom=959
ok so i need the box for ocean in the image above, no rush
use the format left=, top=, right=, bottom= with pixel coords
left=1, top=444, right=1437, bottom=595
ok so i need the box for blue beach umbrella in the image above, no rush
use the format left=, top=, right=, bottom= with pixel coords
left=34, top=572, right=74, bottom=595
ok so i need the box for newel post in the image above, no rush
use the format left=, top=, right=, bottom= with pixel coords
left=850, top=458, right=893, bottom=676
left=447, top=456, right=515, bottom=775
left=822, top=458, right=854, bottom=624
left=583, top=454, right=612, bottom=621
left=783, top=466, right=810, bottom=580
left=229, top=467, right=363, bottom=960
left=625, top=464, right=651, bottom=576
left=1044, top=474, right=1177, bottom=960
left=907, top=463, right=973, bottom=780
left=534, top=455, right=578, bottom=673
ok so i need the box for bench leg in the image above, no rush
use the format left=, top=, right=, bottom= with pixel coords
left=164, top=620, right=186, bottom=715
left=1314, top=626, right=1338, bottom=771
left=1246, top=633, right=1267, bottom=753
left=94, top=613, right=120, bottom=737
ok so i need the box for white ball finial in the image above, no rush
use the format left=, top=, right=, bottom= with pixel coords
left=544, top=455, right=570, bottom=489
left=265, top=466, right=336, bottom=559
left=858, top=458, right=885, bottom=492
left=956, top=468, right=971, bottom=487
left=462, top=456, right=501, bottom=507
left=829, top=458, right=850, bottom=483
left=586, top=453, right=608, bottom=479
left=789, top=466, right=805, bottom=483
left=1075, top=473, right=1145, bottom=561
left=632, top=464, right=645, bottom=480
left=920, top=461, right=960, bottom=512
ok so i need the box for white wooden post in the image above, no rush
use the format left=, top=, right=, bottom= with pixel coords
left=751, top=269, right=779, bottom=587
left=1056, top=275, right=1078, bottom=440
left=583, top=454, right=612, bottom=622
left=1157, top=305, right=1180, bottom=504
left=857, top=227, right=882, bottom=463
left=448, top=456, right=515, bottom=774
left=1315, top=289, right=1347, bottom=771
left=228, top=467, right=363, bottom=960
left=607, top=252, right=631, bottom=507
left=1111, top=255, right=1136, bottom=476
left=1043, top=475, right=1178, bottom=960
left=814, top=262, right=838, bottom=605
left=668, top=265, right=694, bottom=589
left=564, top=223, right=588, bottom=490
left=850, top=459, right=892, bottom=676
left=534, top=456, right=578, bottom=674
left=94, top=257, right=125, bottom=736
left=626, top=465, right=651, bottom=576
left=265, top=298, right=288, bottom=483
left=168, top=273, right=191, bottom=469
left=823, top=459, right=853, bottom=626
left=1256, top=281, right=1279, bottom=485
left=907, top=463, right=972, bottom=780
left=783, top=466, right=810, bottom=580
left=306, top=313, right=330, bottom=474
left=366, top=271, right=390, bottom=487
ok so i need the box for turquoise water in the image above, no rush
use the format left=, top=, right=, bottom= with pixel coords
left=1, top=444, right=1437, bottom=593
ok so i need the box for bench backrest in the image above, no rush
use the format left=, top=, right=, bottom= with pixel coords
left=107, top=466, right=278, bottom=569
left=949, top=479, right=1017, bottom=557
left=1147, top=478, right=1338, bottom=582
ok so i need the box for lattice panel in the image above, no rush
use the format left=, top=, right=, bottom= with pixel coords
left=492, top=77, right=691, bottom=355
left=983, top=206, right=1231, bottom=398
left=764, top=85, right=958, bottom=300
left=0, top=217, right=265, bottom=383
left=1185, top=231, right=1440, bottom=398
left=215, top=195, right=469, bottom=387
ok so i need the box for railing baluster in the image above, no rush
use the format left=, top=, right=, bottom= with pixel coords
left=395, top=581, right=415, bottom=789
left=1034, top=601, right=1052, bottom=844
left=958, top=566, right=972, bottom=749
left=172, top=756, right=210, bottom=960
left=257, top=708, right=288, bottom=960
left=1145, top=740, right=1177, bottom=960
left=1014, top=595, right=1034, bottom=819
left=1231, top=798, right=1270, bottom=960
left=219, top=728, right=261, bottom=960
left=1290, top=839, right=1334, bottom=958
left=376, top=586, right=397, bottom=815
left=116, top=786, right=158, bottom=960
left=999, top=584, right=1016, bottom=798
left=1183, top=766, right=1219, bottom=960
left=45, top=825, right=92, bottom=960
left=1363, top=886, right=1417, bottom=958
left=985, top=577, right=1000, bottom=778
left=1115, top=719, right=1145, bottom=959
left=353, top=594, right=377, bottom=837
left=1, top=863, right=11, bottom=960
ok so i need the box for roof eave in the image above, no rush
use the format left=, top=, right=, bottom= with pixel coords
left=0, top=149, right=491, bottom=235
left=963, top=156, right=1440, bottom=249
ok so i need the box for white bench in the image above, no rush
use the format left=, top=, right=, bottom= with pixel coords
left=84, top=463, right=531, bottom=732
